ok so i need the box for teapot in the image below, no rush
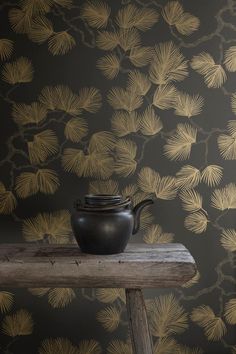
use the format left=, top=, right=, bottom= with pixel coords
left=71, top=194, right=154, bottom=254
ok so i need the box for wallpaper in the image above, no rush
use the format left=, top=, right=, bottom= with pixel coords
left=0, top=0, right=236, bottom=353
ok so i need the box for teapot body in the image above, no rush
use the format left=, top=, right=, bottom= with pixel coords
left=71, top=208, right=134, bottom=255
left=71, top=194, right=153, bottom=255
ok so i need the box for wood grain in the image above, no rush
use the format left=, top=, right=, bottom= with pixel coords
left=126, top=289, right=153, bottom=354
left=0, top=243, right=196, bottom=288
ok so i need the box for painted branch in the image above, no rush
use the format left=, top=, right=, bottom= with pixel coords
left=126, top=289, right=153, bottom=354
left=0, top=243, right=196, bottom=288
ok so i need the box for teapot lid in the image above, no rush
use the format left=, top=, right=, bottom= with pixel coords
left=75, top=194, right=131, bottom=211
left=85, top=194, right=122, bottom=206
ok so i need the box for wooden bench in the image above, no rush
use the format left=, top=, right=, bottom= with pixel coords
left=0, top=243, right=196, bottom=354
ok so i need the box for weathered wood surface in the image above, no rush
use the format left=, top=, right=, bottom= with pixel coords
left=126, top=289, right=153, bottom=354
left=0, top=243, right=196, bottom=288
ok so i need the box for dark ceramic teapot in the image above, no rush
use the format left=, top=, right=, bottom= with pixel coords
left=71, top=194, right=153, bottom=254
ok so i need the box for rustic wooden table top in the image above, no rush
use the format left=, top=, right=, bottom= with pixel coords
left=0, top=243, right=196, bottom=288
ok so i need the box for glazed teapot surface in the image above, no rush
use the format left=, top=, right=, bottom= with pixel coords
left=71, top=194, right=153, bottom=255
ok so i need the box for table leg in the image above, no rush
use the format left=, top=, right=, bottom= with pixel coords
left=125, top=288, right=153, bottom=354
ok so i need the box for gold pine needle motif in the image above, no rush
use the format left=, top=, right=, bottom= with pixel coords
left=97, top=54, right=120, bottom=80
left=61, top=148, right=84, bottom=174
left=201, top=165, right=223, bottom=187
left=174, top=92, right=204, bottom=118
left=176, top=165, right=201, bottom=189
left=115, top=4, right=159, bottom=31
left=138, top=167, right=160, bottom=194
left=147, top=293, right=188, bottom=338
left=28, top=288, right=50, bottom=297
left=227, top=120, right=236, bottom=136
left=39, top=85, right=101, bottom=114
left=218, top=134, right=236, bottom=159
left=2, top=56, right=33, bottom=84
left=152, top=84, right=177, bottom=110
left=0, top=39, right=14, bottom=60
left=224, top=298, right=236, bottom=324
left=2, top=309, right=33, bottom=337
left=191, top=52, right=227, bottom=88
left=155, top=176, right=178, bottom=200
left=107, top=87, right=143, bottom=112
left=27, top=130, right=59, bottom=164
left=179, top=189, right=203, bottom=212
left=62, top=148, right=114, bottom=179
left=118, top=28, right=141, bottom=51
left=220, top=229, right=236, bottom=252
left=184, top=211, right=208, bottom=234
left=129, top=46, right=153, bottom=67
left=140, top=106, right=163, bottom=136
left=40, top=85, right=81, bottom=114
left=111, top=111, right=140, bottom=137
left=191, top=305, right=226, bottom=341
left=153, top=337, right=180, bottom=354
left=39, top=337, right=79, bottom=354
left=149, top=41, right=188, bottom=85
left=162, top=1, right=184, bottom=25
left=28, top=16, right=54, bottom=44
left=64, top=117, right=88, bottom=143
left=107, top=340, right=132, bottom=354
left=140, top=209, right=154, bottom=231
left=48, top=288, right=76, bottom=308
left=88, top=131, right=116, bottom=153
left=81, top=1, right=111, bottom=28
left=175, top=12, right=200, bottom=36
left=218, top=120, right=236, bottom=159
left=115, top=139, right=137, bottom=177
left=96, top=31, right=119, bottom=51
left=95, top=288, right=125, bottom=304
left=127, top=70, right=151, bottom=96
left=0, top=292, right=14, bottom=313
left=29, top=288, right=76, bottom=308
left=144, top=224, right=174, bottom=244
left=211, top=183, right=236, bottom=210
left=77, top=340, right=102, bottom=354
left=115, top=139, right=137, bottom=160
left=15, top=169, right=60, bottom=198
left=162, top=2, right=200, bottom=35
left=48, top=31, right=76, bottom=56
left=0, top=186, right=17, bottom=215
left=8, top=8, right=32, bottom=34
left=224, top=46, right=236, bottom=72
left=96, top=305, right=121, bottom=332
left=122, top=184, right=138, bottom=198
left=12, top=102, right=47, bottom=125
left=20, top=0, right=52, bottom=16
left=164, top=123, right=197, bottom=161
left=22, top=210, right=72, bottom=243
left=77, top=87, right=102, bottom=113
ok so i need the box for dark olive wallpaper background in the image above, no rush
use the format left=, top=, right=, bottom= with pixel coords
left=0, top=0, right=236, bottom=353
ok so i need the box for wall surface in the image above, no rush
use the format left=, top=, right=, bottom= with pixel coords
left=0, top=0, right=236, bottom=353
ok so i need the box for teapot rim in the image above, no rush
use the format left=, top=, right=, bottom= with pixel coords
left=85, top=194, right=122, bottom=199
left=75, top=196, right=131, bottom=211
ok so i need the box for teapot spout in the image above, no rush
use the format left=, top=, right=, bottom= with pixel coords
left=132, top=199, right=154, bottom=235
